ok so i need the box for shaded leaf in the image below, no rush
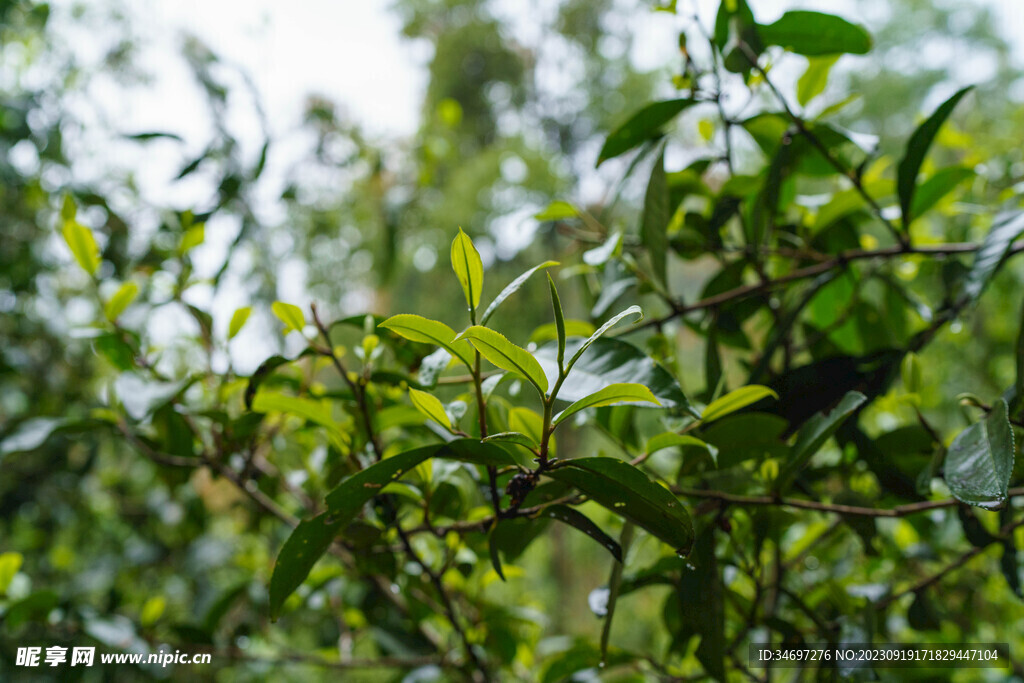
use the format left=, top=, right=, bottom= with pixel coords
left=759, top=11, right=871, bottom=56
left=962, top=210, right=1024, bottom=304
left=538, top=506, right=623, bottom=563
left=547, top=457, right=694, bottom=554
left=378, top=314, right=474, bottom=367
left=897, top=86, right=973, bottom=227
left=776, top=391, right=867, bottom=492
left=566, top=305, right=643, bottom=372
left=641, top=146, right=670, bottom=285
left=597, top=99, right=696, bottom=166
left=797, top=55, right=838, bottom=106
left=701, top=385, right=778, bottom=423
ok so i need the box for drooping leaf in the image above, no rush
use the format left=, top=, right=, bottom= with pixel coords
left=758, top=11, right=871, bottom=56
left=378, top=314, right=474, bottom=367
left=701, top=385, right=778, bottom=423
left=103, top=281, right=139, bottom=321
left=961, top=210, right=1024, bottom=304
left=547, top=457, right=694, bottom=554
left=540, top=505, right=623, bottom=562
left=897, top=86, right=973, bottom=227
left=62, top=220, right=100, bottom=275
left=408, top=388, right=452, bottom=430
left=641, top=146, right=670, bottom=285
left=271, top=302, right=306, bottom=334
left=228, top=306, right=252, bottom=340
left=456, top=326, right=549, bottom=395
left=597, top=99, right=697, bottom=166
left=945, top=399, right=1014, bottom=508
left=270, top=440, right=513, bottom=618
left=797, top=55, right=838, bottom=106
left=451, top=227, right=484, bottom=312
left=566, top=305, right=643, bottom=371
left=582, top=231, right=622, bottom=266
left=480, top=261, right=559, bottom=324
left=553, top=383, right=660, bottom=426
left=775, top=391, right=867, bottom=492
left=536, top=337, right=698, bottom=416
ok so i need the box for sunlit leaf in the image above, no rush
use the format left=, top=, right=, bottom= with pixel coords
left=759, top=11, right=871, bottom=56
left=228, top=306, right=252, bottom=340
left=456, top=326, right=549, bottom=395
left=451, top=227, right=484, bottom=312
left=378, top=314, right=475, bottom=367
left=553, top=383, right=660, bottom=426
left=408, top=388, right=452, bottom=430
left=701, top=385, right=778, bottom=423
left=271, top=302, right=306, bottom=334
left=103, top=281, right=139, bottom=321
left=62, top=220, right=100, bottom=275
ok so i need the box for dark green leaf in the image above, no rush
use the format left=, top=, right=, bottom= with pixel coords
left=480, top=261, right=559, bottom=324
left=758, top=11, right=871, bottom=56
left=775, top=391, right=867, bottom=493
left=641, top=146, right=670, bottom=285
left=547, top=457, right=694, bottom=554
left=547, top=273, right=567, bottom=368
left=540, top=505, right=622, bottom=562
left=536, top=337, right=698, bottom=416
left=944, top=399, right=1014, bottom=508
left=597, top=99, right=696, bottom=166
left=910, top=166, right=974, bottom=221
left=897, top=86, right=973, bottom=227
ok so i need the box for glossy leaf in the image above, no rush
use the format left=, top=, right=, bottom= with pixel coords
left=596, top=99, right=696, bottom=166
left=897, top=86, right=973, bottom=227
left=456, top=326, right=549, bottom=395
left=776, top=391, right=867, bottom=492
left=945, top=399, right=1014, bottom=508
left=271, top=302, right=305, bottom=334
left=759, top=11, right=871, bottom=56
left=540, top=505, right=622, bottom=562
left=480, top=260, right=559, bottom=324
left=962, top=210, right=1024, bottom=304
left=553, top=383, right=660, bottom=426
left=641, top=147, right=669, bottom=285
left=547, top=457, right=694, bottom=554
left=566, top=305, right=643, bottom=371
left=378, top=314, right=474, bottom=366
left=228, top=306, right=252, bottom=340
left=103, top=281, right=139, bottom=322
left=408, top=388, right=453, bottom=430
left=701, top=385, right=778, bottom=423
left=62, top=220, right=100, bottom=275
left=451, top=227, right=484, bottom=312
left=536, top=337, right=698, bottom=416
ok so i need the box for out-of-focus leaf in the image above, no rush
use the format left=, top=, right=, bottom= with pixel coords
left=451, top=227, right=484, bottom=312
left=228, top=306, right=252, bottom=340
left=797, top=55, right=838, bottom=106
left=945, top=399, right=1014, bottom=508
left=553, top=383, right=660, bottom=426
left=0, top=418, right=67, bottom=457
left=701, top=385, right=778, bottom=423
left=480, top=261, right=558, bottom=324
left=910, top=166, right=974, bottom=221
left=456, top=326, right=548, bottom=395
left=646, top=433, right=718, bottom=464
left=596, top=99, right=696, bottom=166
left=534, top=201, right=578, bottom=221
left=115, top=373, right=189, bottom=421
left=62, top=220, right=100, bottom=275
left=641, top=146, right=670, bottom=285
left=103, top=281, right=139, bottom=321
left=759, top=11, right=871, bottom=56
left=961, top=210, right=1024, bottom=304
left=271, top=301, right=305, bottom=334
left=547, top=457, right=694, bottom=554
left=776, top=391, right=867, bottom=492
left=417, top=347, right=452, bottom=388
left=0, top=552, right=23, bottom=594
left=530, top=320, right=594, bottom=345
left=582, top=231, right=622, bottom=267
left=897, top=86, right=973, bottom=227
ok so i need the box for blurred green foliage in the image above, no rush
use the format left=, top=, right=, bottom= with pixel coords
left=3, top=0, right=1024, bottom=681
